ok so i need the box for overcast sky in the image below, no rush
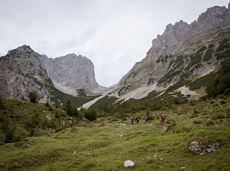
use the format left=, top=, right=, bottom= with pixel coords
left=0, top=0, right=229, bottom=86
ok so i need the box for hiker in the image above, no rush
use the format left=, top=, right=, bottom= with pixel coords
left=160, top=115, right=166, bottom=126
left=131, top=118, right=135, bottom=125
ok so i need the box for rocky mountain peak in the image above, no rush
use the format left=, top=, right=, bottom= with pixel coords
left=0, top=45, right=50, bottom=102
left=116, top=3, right=230, bottom=97
left=7, top=45, right=35, bottom=56
left=164, top=20, right=189, bottom=35
left=60, top=53, right=80, bottom=59
left=149, top=4, right=230, bottom=58
left=195, top=5, right=227, bottom=27
left=198, top=5, right=226, bottom=20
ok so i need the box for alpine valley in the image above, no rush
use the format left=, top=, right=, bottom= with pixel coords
left=0, top=2, right=230, bottom=171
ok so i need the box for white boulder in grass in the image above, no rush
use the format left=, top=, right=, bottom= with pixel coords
left=124, top=160, right=135, bottom=168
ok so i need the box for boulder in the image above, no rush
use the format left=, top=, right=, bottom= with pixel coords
left=124, top=160, right=135, bottom=168
left=188, top=139, right=219, bottom=155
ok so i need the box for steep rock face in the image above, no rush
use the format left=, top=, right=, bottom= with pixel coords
left=0, top=45, right=51, bottom=102
left=39, top=54, right=100, bottom=95
left=0, top=45, right=102, bottom=102
left=117, top=4, right=230, bottom=96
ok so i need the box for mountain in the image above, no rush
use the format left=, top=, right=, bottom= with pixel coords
left=117, top=4, right=230, bottom=96
left=0, top=45, right=51, bottom=102
left=0, top=45, right=98, bottom=105
left=84, top=3, right=230, bottom=109
left=39, top=54, right=102, bottom=96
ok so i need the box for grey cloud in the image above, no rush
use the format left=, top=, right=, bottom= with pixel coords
left=0, top=0, right=229, bottom=86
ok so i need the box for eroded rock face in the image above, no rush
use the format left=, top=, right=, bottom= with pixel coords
left=117, top=4, right=230, bottom=95
left=39, top=54, right=100, bottom=95
left=0, top=45, right=51, bottom=102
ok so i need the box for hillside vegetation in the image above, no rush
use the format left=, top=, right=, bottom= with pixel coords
left=0, top=99, right=80, bottom=144
left=0, top=96, right=229, bottom=170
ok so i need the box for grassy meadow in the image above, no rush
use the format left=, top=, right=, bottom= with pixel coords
left=0, top=97, right=229, bottom=171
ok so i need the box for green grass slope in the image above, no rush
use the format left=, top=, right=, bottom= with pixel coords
left=0, top=97, right=229, bottom=171
left=0, top=99, right=78, bottom=144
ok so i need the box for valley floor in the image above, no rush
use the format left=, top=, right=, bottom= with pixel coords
left=0, top=98, right=230, bottom=171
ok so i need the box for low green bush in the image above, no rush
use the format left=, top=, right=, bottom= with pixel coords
left=63, top=100, right=79, bottom=117
left=84, top=110, right=97, bottom=121
left=28, top=91, right=39, bottom=103
left=193, top=120, right=202, bottom=124
left=206, top=119, right=215, bottom=126
left=212, top=114, right=225, bottom=120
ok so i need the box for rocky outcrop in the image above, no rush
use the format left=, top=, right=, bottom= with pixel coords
left=188, top=139, right=220, bottom=155
left=117, top=3, right=230, bottom=96
left=0, top=45, right=51, bottom=102
left=39, top=54, right=101, bottom=96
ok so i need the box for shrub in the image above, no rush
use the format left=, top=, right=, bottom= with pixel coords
left=216, top=39, right=230, bottom=52
left=203, top=49, right=213, bottom=61
left=54, top=103, right=59, bottom=108
left=63, top=100, right=79, bottom=117
left=45, top=102, right=50, bottom=107
left=4, top=129, right=14, bottom=143
left=212, top=114, right=225, bottom=120
left=220, top=100, right=226, bottom=105
left=190, top=113, right=198, bottom=118
left=32, top=128, right=53, bottom=136
left=113, top=112, right=129, bottom=120
left=0, top=96, right=5, bottom=110
left=28, top=91, right=38, bottom=103
left=48, top=106, right=54, bottom=111
left=193, top=120, right=202, bottom=124
left=69, top=107, right=79, bottom=117
left=193, top=109, right=199, bottom=114
left=206, top=119, right=215, bottom=126
left=13, top=126, right=30, bottom=142
left=207, top=59, right=230, bottom=97
left=76, top=89, right=87, bottom=97
left=145, top=110, right=154, bottom=122
left=84, top=110, right=97, bottom=121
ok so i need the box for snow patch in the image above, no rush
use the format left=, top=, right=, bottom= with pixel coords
left=82, top=93, right=107, bottom=109
left=198, top=67, right=215, bottom=78
left=113, top=83, right=161, bottom=102
left=176, top=86, right=197, bottom=96
left=81, top=85, right=117, bottom=109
